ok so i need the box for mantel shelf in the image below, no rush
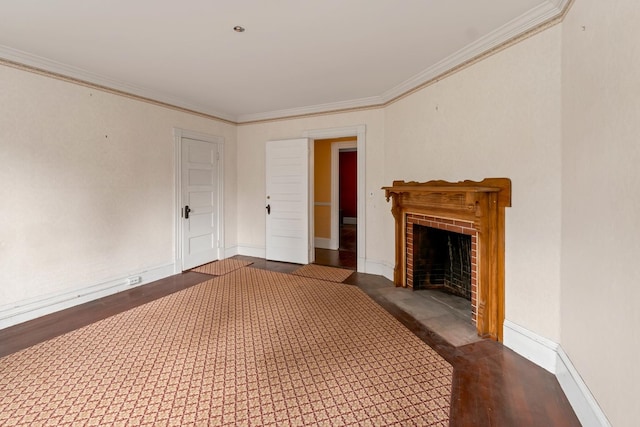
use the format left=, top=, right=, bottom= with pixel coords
left=383, top=178, right=511, bottom=207
left=383, top=185, right=501, bottom=195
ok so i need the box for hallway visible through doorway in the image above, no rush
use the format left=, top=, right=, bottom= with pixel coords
left=315, top=223, right=356, bottom=269
left=312, top=136, right=357, bottom=270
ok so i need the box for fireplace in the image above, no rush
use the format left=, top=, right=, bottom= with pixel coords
left=383, top=179, right=511, bottom=341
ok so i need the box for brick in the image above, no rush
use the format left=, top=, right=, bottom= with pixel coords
left=446, top=225, right=464, bottom=234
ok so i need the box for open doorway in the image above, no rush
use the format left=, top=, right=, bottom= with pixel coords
left=313, top=137, right=357, bottom=270
left=303, top=124, right=365, bottom=272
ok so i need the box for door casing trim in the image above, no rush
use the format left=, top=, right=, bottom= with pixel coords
left=303, top=125, right=366, bottom=272
left=173, top=128, right=225, bottom=273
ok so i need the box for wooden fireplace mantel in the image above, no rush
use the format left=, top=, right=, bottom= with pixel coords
left=382, top=178, right=511, bottom=341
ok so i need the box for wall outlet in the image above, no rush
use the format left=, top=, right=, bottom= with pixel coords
left=127, top=276, right=142, bottom=286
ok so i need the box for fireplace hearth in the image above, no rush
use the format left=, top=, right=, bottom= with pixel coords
left=383, top=178, right=511, bottom=341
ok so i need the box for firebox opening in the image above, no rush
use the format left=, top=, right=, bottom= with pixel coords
left=413, top=224, right=472, bottom=300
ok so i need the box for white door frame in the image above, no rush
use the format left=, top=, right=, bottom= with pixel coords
left=173, top=128, right=225, bottom=273
left=303, top=125, right=366, bottom=272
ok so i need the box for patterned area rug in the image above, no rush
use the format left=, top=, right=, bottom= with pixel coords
left=292, top=264, right=354, bottom=283
left=0, top=267, right=452, bottom=426
left=190, top=258, right=252, bottom=276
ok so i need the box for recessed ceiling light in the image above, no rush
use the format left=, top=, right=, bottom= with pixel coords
left=233, top=26, right=245, bottom=33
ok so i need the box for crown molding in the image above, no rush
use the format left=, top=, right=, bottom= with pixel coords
left=1, top=0, right=571, bottom=125
left=236, top=95, right=383, bottom=124
left=380, top=0, right=570, bottom=104
left=238, top=0, right=570, bottom=124
left=0, top=44, right=237, bottom=123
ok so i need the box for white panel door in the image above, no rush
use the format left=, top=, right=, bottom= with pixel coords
left=265, top=138, right=311, bottom=264
left=181, top=138, right=219, bottom=270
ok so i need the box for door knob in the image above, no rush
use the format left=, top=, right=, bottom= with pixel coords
left=184, top=205, right=191, bottom=219
left=266, top=204, right=271, bottom=215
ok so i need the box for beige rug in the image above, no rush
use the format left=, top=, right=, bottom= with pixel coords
left=292, top=264, right=354, bottom=283
left=190, top=258, right=252, bottom=276
left=0, top=267, right=452, bottom=426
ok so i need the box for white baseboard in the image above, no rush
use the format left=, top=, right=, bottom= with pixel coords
left=0, top=263, right=174, bottom=330
left=364, top=258, right=394, bottom=280
left=503, top=320, right=610, bottom=426
left=503, top=319, right=559, bottom=373
left=237, top=244, right=266, bottom=259
left=314, top=237, right=338, bottom=250
left=556, top=347, right=611, bottom=427
left=224, top=245, right=240, bottom=258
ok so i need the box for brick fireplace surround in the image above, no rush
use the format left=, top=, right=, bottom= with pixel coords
left=383, top=178, right=511, bottom=341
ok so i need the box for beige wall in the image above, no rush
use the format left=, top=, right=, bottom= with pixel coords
left=561, top=0, right=640, bottom=424
left=385, top=26, right=563, bottom=341
left=0, top=64, right=237, bottom=306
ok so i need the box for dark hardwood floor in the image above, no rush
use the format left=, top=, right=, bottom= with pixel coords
left=343, top=272, right=581, bottom=427
left=0, top=257, right=580, bottom=426
left=314, top=224, right=357, bottom=270
left=0, top=271, right=212, bottom=358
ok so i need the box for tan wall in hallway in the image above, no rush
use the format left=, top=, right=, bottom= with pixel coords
left=313, top=137, right=358, bottom=240
left=314, top=139, right=331, bottom=239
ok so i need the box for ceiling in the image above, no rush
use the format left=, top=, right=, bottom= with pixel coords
left=0, top=1, right=567, bottom=123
